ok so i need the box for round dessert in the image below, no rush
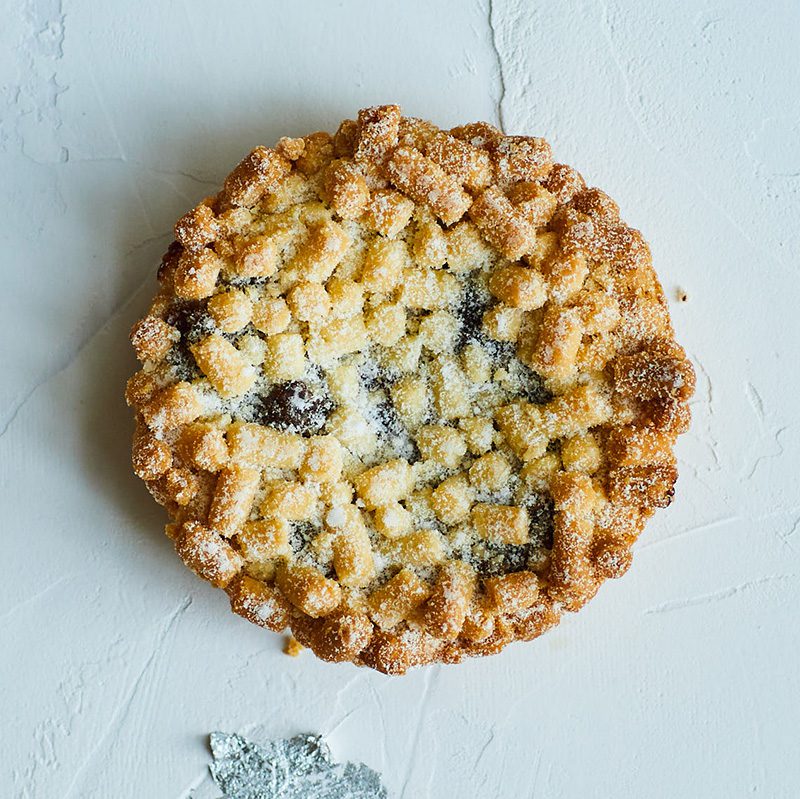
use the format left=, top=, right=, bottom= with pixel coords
left=126, top=105, right=694, bottom=674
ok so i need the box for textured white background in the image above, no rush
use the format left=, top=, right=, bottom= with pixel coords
left=1, top=1, right=799, bottom=797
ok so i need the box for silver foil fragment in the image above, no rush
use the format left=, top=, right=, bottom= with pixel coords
left=208, top=731, right=388, bottom=799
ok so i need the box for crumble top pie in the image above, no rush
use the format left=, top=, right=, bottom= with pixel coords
left=126, top=105, right=694, bottom=674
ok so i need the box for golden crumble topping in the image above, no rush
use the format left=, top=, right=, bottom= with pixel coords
left=127, top=105, right=694, bottom=674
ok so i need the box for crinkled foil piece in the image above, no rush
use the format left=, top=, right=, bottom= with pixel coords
left=208, top=732, right=388, bottom=799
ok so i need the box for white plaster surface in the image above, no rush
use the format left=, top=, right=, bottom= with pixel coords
left=1, top=1, right=798, bottom=796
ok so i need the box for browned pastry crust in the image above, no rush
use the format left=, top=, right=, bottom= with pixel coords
left=126, top=105, right=694, bottom=674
